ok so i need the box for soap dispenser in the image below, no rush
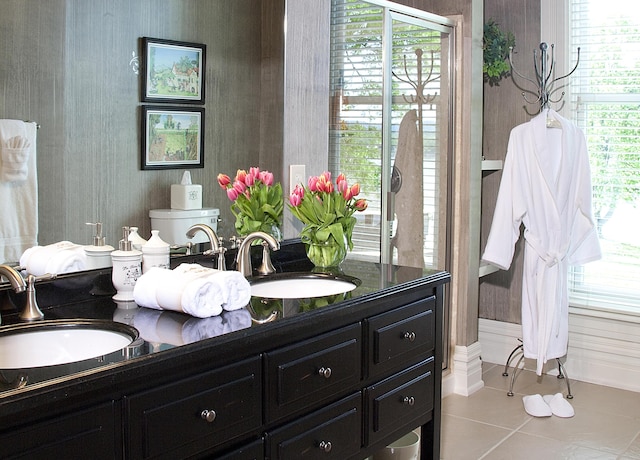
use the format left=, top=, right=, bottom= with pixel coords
left=142, top=230, right=170, bottom=273
left=111, top=226, right=142, bottom=301
left=84, top=222, right=115, bottom=269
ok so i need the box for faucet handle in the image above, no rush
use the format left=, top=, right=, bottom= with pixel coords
left=256, top=241, right=276, bottom=276
left=19, top=273, right=55, bottom=321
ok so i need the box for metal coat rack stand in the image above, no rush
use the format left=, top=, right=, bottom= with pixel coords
left=501, top=42, right=581, bottom=399
left=509, top=42, right=580, bottom=112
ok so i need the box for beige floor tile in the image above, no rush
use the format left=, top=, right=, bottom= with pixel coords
left=566, top=381, right=640, bottom=420
left=518, top=405, right=640, bottom=455
left=442, top=388, right=531, bottom=430
left=440, top=414, right=510, bottom=460
left=619, top=432, right=640, bottom=459
left=481, top=431, right=617, bottom=460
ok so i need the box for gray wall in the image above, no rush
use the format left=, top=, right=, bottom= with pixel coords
left=1, top=0, right=269, bottom=250
left=479, top=0, right=541, bottom=324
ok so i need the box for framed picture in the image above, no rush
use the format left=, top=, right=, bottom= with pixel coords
left=141, top=106, right=204, bottom=170
left=141, top=37, right=205, bottom=103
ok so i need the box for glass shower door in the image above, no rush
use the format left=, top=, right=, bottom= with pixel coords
left=329, top=1, right=454, bottom=270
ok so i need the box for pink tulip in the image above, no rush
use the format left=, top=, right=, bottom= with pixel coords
left=226, top=187, right=239, bottom=201
left=336, top=173, right=346, bottom=185
left=321, top=171, right=331, bottom=183
left=249, top=166, right=261, bottom=178
left=217, top=173, right=231, bottom=189
left=308, top=176, right=319, bottom=192
left=259, top=171, right=274, bottom=186
left=244, top=172, right=255, bottom=186
left=289, top=193, right=301, bottom=207
left=233, top=180, right=246, bottom=194
left=235, top=169, right=247, bottom=183
left=350, top=183, right=360, bottom=197
left=355, top=198, right=368, bottom=211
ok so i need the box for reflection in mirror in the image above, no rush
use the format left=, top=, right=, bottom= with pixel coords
left=0, top=0, right=282, bottom=285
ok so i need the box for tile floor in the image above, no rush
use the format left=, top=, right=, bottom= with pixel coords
left=440, top=362, right=640, bottom=459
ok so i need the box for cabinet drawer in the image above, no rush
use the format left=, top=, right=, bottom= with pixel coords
left=264, top=323, right=361, bottom=422
left=266, top=393, right=362, bottom=460
left=0, top=401, right=118, bottom=459
left=126, top=356, right=261, bottom=459
left=215, top=438, right=264, bottom=460
left=365, top=358, right=434, bottom=446
left=366, top=296, right=435, bottom=378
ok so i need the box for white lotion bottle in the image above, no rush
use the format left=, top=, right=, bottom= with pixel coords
left=84, top=222, right=115, bottom=269
left=111, top=226, right=142, bottom=301
left=142, top=230, right=170, bottom=273
left=128, top=226, right=148, bottom=251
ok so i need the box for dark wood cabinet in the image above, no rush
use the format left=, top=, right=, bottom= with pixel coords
left=0, top=267, right=448, bottom=460
left=0, top=401, right=120, bottom=460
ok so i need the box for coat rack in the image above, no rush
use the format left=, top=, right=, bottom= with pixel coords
left=509, top=42, right=580, bottom=112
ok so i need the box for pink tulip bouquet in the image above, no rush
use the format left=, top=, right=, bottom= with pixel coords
left=289, top=171, right=367, bottom=267
left=217, top=167, right=283, bottom=237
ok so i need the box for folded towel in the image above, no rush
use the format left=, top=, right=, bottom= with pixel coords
left=1, top=144, right=31, bottom=183
left=209, top=270, right=252, bottom=311
left=19, top=241, right=87, bottom=276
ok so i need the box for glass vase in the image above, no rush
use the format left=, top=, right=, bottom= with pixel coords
left=305, top=236, right=348, bottom=268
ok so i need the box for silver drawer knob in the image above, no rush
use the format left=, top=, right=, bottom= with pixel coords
left=403, top=396, right=415, bottom=406
left=403, top=331, right=416, bottom=342
left=200, top=409, right=217, bottom=423
left=318, top=367, right=332, bottom=378
left=319, top=440, right=333, bottom=452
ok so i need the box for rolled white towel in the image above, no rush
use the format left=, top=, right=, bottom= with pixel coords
left=20, top=241, right=87, bottom=276
left=154, top=263, right=214, bottom=313
left=133, top=267, right=174, bottom=310
left=210, top=270, right=251, bottom=311
left=180, top=274, right=224, bottom=318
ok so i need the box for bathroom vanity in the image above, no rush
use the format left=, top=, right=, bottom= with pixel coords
left=0, top=243, right=449, bottom=459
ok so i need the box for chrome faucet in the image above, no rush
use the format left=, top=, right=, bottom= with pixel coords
left=0, top=264, right=27, bottom=325
left=236, top=231, right=280, bottom=277
left=185, top=223, right=226, bottom=270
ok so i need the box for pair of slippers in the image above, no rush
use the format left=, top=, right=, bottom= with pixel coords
left=522, top=393, right=574, bottom=418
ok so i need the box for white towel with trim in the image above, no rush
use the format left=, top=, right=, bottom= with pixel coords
left=0, top=120, right=38, bottom=263
left=211, top=270, right=252, bottom=311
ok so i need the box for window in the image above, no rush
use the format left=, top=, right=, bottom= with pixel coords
left=567, top=0, right=640, bottom=313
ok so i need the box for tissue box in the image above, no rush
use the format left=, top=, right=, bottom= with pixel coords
left=171, top=183, right=202, bottom=210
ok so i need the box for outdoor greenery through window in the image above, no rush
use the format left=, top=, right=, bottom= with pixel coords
left=568, top=0, right=640, bottom=312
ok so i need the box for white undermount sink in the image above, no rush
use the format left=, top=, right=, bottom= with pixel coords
left=0, top=319, right=139, bottom=369
left=249, top=272, right=360, bottom=299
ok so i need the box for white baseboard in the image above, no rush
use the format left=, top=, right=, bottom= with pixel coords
left=478, top=315, right=640, bottom=393
left=451, top=342, right=484, bottom=396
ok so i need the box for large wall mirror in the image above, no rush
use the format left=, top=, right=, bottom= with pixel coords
left=0, top=0, right=285, bottom=281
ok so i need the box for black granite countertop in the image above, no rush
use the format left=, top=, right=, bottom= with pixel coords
left=0, top=240, right=449, bottom=405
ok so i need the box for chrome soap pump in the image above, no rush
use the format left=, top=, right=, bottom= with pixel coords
left=111, top=226, right=142, bottom=301
left=84, top=222, right=115, bottom=269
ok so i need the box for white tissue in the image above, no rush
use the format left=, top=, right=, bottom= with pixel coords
left=181, top=170, right=192, bottom=185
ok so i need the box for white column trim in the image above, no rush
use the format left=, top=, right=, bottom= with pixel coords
left=451, top=342, right=484, bottom=396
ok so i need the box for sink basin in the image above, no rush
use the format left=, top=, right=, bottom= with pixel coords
left=0, top=319, right=139, bottom=369
left=249, top=272, right=360, bottom=299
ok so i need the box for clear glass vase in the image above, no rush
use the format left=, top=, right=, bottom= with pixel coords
left=304, top=236, right=348, bottom=268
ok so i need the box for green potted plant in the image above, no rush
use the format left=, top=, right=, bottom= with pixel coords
left=483, top=19, right=516, bottom=86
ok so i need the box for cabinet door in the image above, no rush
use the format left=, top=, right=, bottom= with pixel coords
left=214, top=438, right=264, bottom=460
left=365, top=358, right=434, bottom=447
left=266, top=393, right=362, bottom=460
left=365, top=296, right=435, bottom=379
left=126, top=356, right=261, bottom=459
left=0, top=401, right=118, bottom=459
left=264, top=323, right=361, bottom=422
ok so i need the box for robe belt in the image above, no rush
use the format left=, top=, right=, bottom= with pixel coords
left=525, top=233, right=569, bottom=268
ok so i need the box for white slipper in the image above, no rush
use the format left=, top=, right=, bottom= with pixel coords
left=543, top=393, right=575, bottom=418
left=522, top=394, right=552, bottom=417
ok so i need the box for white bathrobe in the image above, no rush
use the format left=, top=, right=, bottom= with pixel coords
left=482, top=109, right=601, bottom=375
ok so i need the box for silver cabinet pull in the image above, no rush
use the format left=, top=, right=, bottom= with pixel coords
left=403, top=331, right=416, bottom=342
left=403, top=396, right=415, bottom=406
left=200, top=409, right=217, bottom=423
left=318, top=367, right=332, bottom=378
left=318, top=440, right=333, bottom=452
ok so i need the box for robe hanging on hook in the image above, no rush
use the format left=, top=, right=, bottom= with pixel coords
left=509, top=42, right=580, bottom=112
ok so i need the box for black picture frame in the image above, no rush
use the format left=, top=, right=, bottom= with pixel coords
left=141, top=37, right=206, bottom=104
left=141, top=106, right=205, bottom=170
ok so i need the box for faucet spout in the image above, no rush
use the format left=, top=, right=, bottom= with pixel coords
left=186, top=223, right=226, bottom=270
left=0, top=265, right=27, bottom=325
left=236, top=232, right=280, bottom=277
